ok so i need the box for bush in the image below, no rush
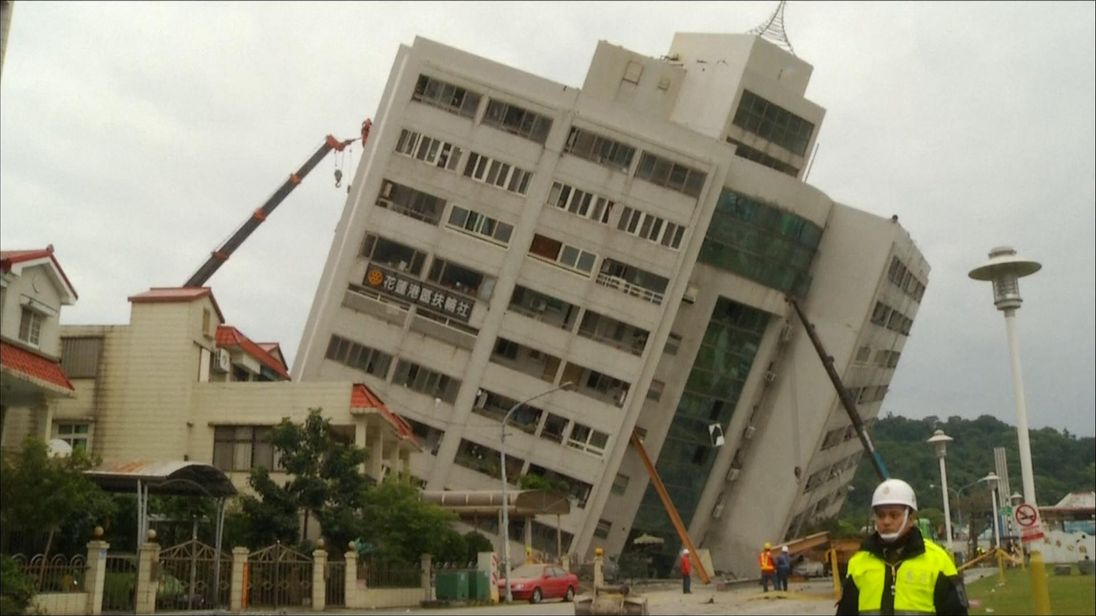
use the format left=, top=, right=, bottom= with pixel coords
left=0, top=555, right=35, bottom=615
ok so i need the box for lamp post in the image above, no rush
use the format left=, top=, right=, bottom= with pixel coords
left=499, top=381, right=573, bottom=603
left=926, top=429, right=955, bottom=555
left=970, top=245, right=1050, bottom=615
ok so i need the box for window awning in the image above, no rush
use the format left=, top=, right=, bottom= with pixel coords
left=84, top=460, right=237, bottom=497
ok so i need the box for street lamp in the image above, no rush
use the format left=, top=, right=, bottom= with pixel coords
left=499, top=381, right=574, bottom=603
left=968, top=246, right=1041, bottom=509
left=926, top=429, right=955, bottom=555
left=970, top=245, right=1050, bottom=615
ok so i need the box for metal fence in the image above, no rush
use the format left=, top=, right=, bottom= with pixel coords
left=247, top=543, right=313, bottom=609
left=102, top=553, right=137, bottom=613
left=325, top=558, right=346, bottom=606
left=10, top=553, right=86, bottom=593
left=156, top=539, right=230, bottom=611
left=364, top=560, right=421, bottom=588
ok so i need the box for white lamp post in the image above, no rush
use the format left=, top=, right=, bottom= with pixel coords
left=499, top=382, right=573, bottom=603
left=968, top=246, right=1041, bottom=510
left=970, top=246, right=1051, bottom=615
left=927, top=429, right=955, bottom=554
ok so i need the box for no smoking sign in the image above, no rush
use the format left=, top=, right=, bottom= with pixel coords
left=1014, top=503, right=1039, bottom=528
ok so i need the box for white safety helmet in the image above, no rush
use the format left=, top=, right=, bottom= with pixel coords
left=682, top=548, right=689, bottom=555
left=871, top=478, right=918, bottom=512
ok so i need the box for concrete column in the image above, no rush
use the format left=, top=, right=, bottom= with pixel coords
left=230, top=547, right=248, bottom=612
left=594, top=550, right=604, bottom=589
left=420, top=554, right=433, bottom=601
left=355, top=419, right=368, bottom=475
left=387, top=436, right=400, bottom=477
left=476, top=551, right=500, bottom=603
left=135, top=539, right=160, bottom=615
left=311, top=547, right=327, bottom=611
left=524, top=517, right=533, bottom=562
left=399, top=449, right=411, bottom=476
left=344, top=549, right=359, bottom=607
left=84, top=537, right=110, bottom=616
left=370, top=427, right=384, bottom=479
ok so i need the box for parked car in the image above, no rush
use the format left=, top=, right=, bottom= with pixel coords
left=498, top=564, right=579, bottom=603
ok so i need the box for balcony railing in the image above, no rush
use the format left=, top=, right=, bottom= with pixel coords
left=595, top=272, right=664, bottom=305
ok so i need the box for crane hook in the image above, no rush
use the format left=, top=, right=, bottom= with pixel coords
left=334, top=168, right=343, bottom=188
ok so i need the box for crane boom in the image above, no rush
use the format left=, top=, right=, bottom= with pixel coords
left=787, top=297, right=889, bottom=480
left=183, top=120, right=371, bottom=288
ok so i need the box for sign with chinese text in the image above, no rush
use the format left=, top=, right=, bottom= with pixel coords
left=365, top=264, right=474, bottom=322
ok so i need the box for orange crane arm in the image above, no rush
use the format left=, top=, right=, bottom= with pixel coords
left=629, top=430, right=711, bottom=584
left=183, top=119, right=372, bottom=288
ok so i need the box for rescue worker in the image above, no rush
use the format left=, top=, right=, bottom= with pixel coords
left=775, top=545, right=792, bottom=591
left=836, top=478, right=968, bottom=615
left=759, top=542, right=776, bottom=592
left=680, top=548, right=693, bottom=594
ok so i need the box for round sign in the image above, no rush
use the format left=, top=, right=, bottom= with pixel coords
left=1014, top=503, right=1038, bottom=528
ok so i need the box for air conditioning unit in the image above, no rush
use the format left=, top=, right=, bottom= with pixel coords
left=778, top=324, right=792, bottom=345
left=682, top=284, right=699, bottom=304
left=213, top=348, right=231, bottom=373
left=712, top=494, right=726, bottom=519
left=726, top=467, right=741, bottom=482
left=743, top=425, right=756, bottom=440
left=764, top=370, right=777, bottom=384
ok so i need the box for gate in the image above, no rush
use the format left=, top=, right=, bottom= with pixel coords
left=102, top=553, right=137, bottom=613
left=325, top=557, right=346, bottom=607
left=247, top=542, right=313, bottom=609
left=156, top=539, right=230, bottom=611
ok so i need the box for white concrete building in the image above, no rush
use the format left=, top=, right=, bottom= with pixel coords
left=294, top=31, right=928, bottom=576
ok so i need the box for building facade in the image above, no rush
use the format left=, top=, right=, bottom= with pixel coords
left=294, top=32, right=928, bottom=576
left=44, top=286, right=418, bottom=494
left=0, top=246, right=79, bottom=451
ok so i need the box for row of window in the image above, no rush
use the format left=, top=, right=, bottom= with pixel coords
left=727, top=138, right=800, bottom=178
left=888, top=256, right=926, bottom=302
left=870, top=301, right=913, bottom=335
left=732, top=90, right=815, bottom=156
left=412, top=74, right=709, bottom=202
left=803, top=450, right=861, bottom=493
left=412, top=75, right=552, bottom=145
left=18, top=307, right=43, bottom=346
left=699, top=189, right=822, bottom=298
left=617, top=206, right=685, bottom=249
left=452, top=438, right=593, bottom=507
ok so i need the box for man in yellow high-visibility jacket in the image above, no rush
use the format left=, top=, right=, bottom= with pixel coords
left=836, top=478, right=968, bottom=615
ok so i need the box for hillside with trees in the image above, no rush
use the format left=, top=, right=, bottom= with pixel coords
left=840, top=414, right=1095, bottom=518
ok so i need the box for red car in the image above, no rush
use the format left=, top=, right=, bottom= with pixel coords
left=498, top=564, right=578, bottom=603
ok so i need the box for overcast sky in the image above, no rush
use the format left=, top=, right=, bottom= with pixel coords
left=2, top=2, right=1093, bottom=437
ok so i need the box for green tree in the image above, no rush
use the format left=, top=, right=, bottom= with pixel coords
left=0, top=555, right=35, bottom=615
left=268, top=408, right=371, bottom=550
left=0, top=438, right=114, bottom=556
left=463, top=531, right=494, bottom=561
left=358, top=479, right=457, bottom=565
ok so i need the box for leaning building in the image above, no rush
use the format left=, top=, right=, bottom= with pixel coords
left=294, top=29, right=928, bottom=576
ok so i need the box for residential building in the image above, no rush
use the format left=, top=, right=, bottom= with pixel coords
left=293, top=30, right=928, bottom=576
left=0, top=246, right=79, bottom=450
left=47, top=286, right=418, bottom=494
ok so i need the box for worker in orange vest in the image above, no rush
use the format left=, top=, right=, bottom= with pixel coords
left=759, top=542, right=776, bottom=592
left=680, top=548, right=693, bottom=594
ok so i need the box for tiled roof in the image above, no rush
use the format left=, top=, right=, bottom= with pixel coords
left=216, top=325, right=290, bottom=380
left=350, top=383, right=419, bottom=447
left=1, top=245, right=79, bottom=301
left=128, top=287, right=226, bottom=323
left=0, top=340, right=75, bottom=393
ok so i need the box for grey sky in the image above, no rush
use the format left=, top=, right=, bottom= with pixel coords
left=2, top=2, right=1093, bottom=436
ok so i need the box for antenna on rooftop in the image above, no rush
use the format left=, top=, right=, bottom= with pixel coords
left=747, top=0, right=796, bottom=56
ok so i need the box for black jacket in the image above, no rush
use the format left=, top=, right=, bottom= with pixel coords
left=835, top=528, right=968, bottom=615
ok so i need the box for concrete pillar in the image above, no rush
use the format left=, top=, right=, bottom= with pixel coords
left=594, top=550, right=604, bottom=589
left=399, top=449, right=411, bottom=476
left=387, top=435, right=400, bottom=477
left=230, top=547, right=248, bottom=612
left=420, top=554, right=433, bottom=601
left=355, top=419, right=368, bottom=475
left=311, top=546, right=327, bottom=611
left=524, top=517, right=533, bottom=563
left=344, top=548, right=359, bottom=607
left=476, top=551, right=500, bottom=603
left=84, top=536, right=110, bottom=616
left=370, top=427, right=384, bottom=479
left=135, top=538, right=160, bottom=614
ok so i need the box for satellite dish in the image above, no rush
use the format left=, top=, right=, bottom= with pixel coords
left=47, top=438, right=73, bottom=458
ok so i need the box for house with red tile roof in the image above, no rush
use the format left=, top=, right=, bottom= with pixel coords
left=47, top=285, right=419, bottom=494
left=0, top=246, right=79, bottom=450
